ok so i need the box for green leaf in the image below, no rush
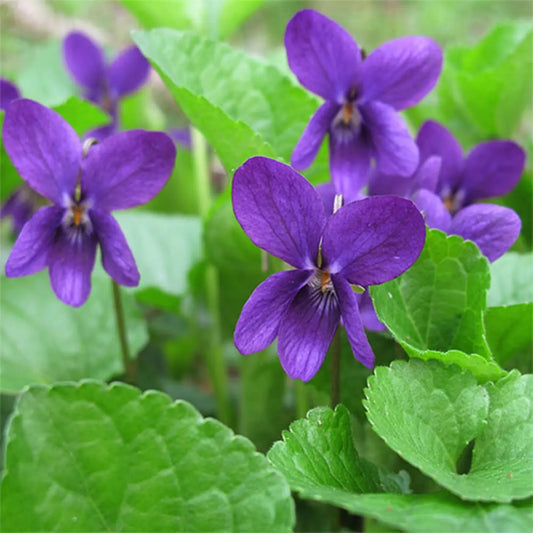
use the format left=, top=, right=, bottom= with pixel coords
left=487, top=252, right=533, bottom=307
left=485, top=252, right=533, bottom=364
left=268, top=405, right=409, bottom=498
left=53, top=97, right=110, bottom=137
left=1, top=381, right=295, bottom=532
left=318, top=492, right=533, bottom=533
left=132, top=29, right=319, bottom=171
left=114, top=211, right=202, bottom=301
left=122, top=0, right=265, bottom=40
left=0, top=273, right=148, bottom=393
left=485, top=304, right=533, bottom=365
left=370, top=229, right=501, bottom=381
left=364, top=359, right=533, bottom=502
left=407, top=22, right=533, bottom=144
left=16, top=40, right=76, bottom=106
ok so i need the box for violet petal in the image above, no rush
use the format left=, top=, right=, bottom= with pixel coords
left=81, top=130, right=176, bottom=211
left=90, top=208, right=139, bottom=286
left=48, top=230, right=98, bottom=307
left=2, top=99, right=81, bottom=203
left=277, top=282, right=340, bottom=381
left=291, top=101, right=339, bottom=170
left=108, top=46, right=150, bottom=97
left=367, top=168, right=412, bottom=197
left=285, top=9, right=361, bottom=102
left=332, top=275, right=375, bottom=367
left=416, top=120, right=463, bottom=193
left=357, top=291, right=386, bottom=332
left=63, top=31, right=105, bottom=91
left=450, top=204, right=521, bottom=262
left=234, top=269, right=312, bottom=355
left=329, top=127, right=372, bottom=198
left=411, top=188, right=452, bottom=231
left=5, top=206, right=63, bottom=277
left=361, top=101, right=419, bottom=176
left=0, top=79, right=21, bottom=111
left=321, top=196, right=426, bottom=285
left=462, top=140, right=526, bottom=203
left=360, top=36, right=442, bottom=110
left=232, top=157, right=326, bottom=269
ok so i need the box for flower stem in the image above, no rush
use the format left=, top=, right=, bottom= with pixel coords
left=111, top=280, right=135, bottom=384
left=295, top=380, right=309, bottom=419
left=191, top=127, right=232, bottom=426
left=330, top=329, right=341, bottom=408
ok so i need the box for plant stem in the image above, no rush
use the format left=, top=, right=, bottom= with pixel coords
left=295, top=380, right=309, bottom=419
left=191, top=127, right=232, bottom=426
left=330, top=329, right=341, bottom=408
left=112, top=280, right=135, bottom=384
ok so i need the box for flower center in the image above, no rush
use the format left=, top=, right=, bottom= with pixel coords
left=62, top=200, right=92, bottom=242
left=332, top=101, right=361, bottom=140
left=441, top=189, right=465, bottom=215
left=309, top=269, right=334, bottom=295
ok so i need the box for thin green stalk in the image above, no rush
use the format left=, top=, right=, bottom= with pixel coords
left=191, top=127, right=232, bottom=426
left=295, top=380, right=309, bottom=419
left=112, top=280, right=135, bottom=384
left=330, top=329, right=341, bottom=408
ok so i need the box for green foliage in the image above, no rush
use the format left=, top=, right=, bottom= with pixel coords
left=407, top=22, right=533, bottom=145
left=238, top=348, right=289, bottom=453
left=1, top=381, right=295, bottom=531
left=370, top=230, right=503, bottom=381
left=324, top=493, right=533, bottom=533
left=122, top=0, right=266, bottom=40
left=114, top=211, right=202, bottom=301
left=203, top=189, right=268, bottom=337
left=485, top=252, right=533, bottom=364
left=268, top=405, right=409, bottom=498
left=0, top=273, right=148, bottom=393
left=16, top=40, right=76, bottom=106
left=52, top=97, right=110, bottom=136
left=132, top=29, right=320, bottom=172
left=364, top=359, right=533, bottom=502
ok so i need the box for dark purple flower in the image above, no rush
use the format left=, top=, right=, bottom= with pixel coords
left=369, top=120, right=526, bottom=261
left=3, top=99, right=176, bottom=307
left=286, top=9, right=442, bottom=198
left=0, top=79, right=21, bottom=111
left=232, top=156, right=425, bottom=381
left=63, top=32, right=150, bottom=139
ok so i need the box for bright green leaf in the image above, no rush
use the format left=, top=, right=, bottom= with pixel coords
left=53, top=97, right=110, bottom=136
left=485, top=252, right=533, bottom=364
left=16, top=40, right=76, bottom=107
left=1, top=381, right=295, bottom=531
left=320, top=492, right=533, bottom=533
left=364, top=359, right=533, bottom=502
left=268, top=405, right=409, bottom=498
left=487, top=252, right=533, bottom=307
left=114, top=211, right=202, bottom=300
left=0, top=273, right=148, bottom=393
left=122, top=0, right=265, bottom=40
left=370, top=229, right=500, bottom=380
left=132, top=29, right=319, bottom=171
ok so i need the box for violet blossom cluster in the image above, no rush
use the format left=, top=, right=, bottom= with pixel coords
left=233, top=8, right=526, bottom=380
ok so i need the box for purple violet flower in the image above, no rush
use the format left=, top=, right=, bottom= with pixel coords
left=3, top=99, right=176, bottom=307
left=286, top=9, right=442, bottom=198
left=369, top=120, right=526, bottom=261
left=63, top=32, right=150, bottom=139
left=232, top=156, right=425, bottom=381
left=0, top=79, right=39, bottom=234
